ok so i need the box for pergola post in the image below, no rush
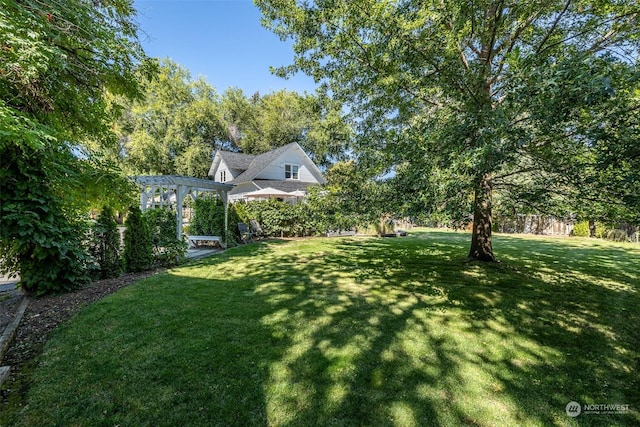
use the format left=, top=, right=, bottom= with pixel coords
left=218, top=189, right=229, bottom=247
left=140, top=190, right=148, bottom=212
left=175, top=185, right=189, bottom=241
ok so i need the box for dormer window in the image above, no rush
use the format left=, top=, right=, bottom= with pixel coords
left=220, top=170, right=226, bottom=182
left=285, top=164, right=299, bottom=180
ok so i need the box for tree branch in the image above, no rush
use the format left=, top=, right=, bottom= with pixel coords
left=588, top=12, right=639, bottom=53
left=491, top=8, right=542, bottom=84
left=535, top=0, right=572, bottom=55
left=344, top=30, right=445, bottom=110
left=538, top=10, right=640, bottom=55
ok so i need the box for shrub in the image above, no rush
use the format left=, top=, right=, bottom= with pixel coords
left=123, top=206, right=153, bottom=272
left=606, top=229, right=629, bottom=242
left=244, top=200, right=309, bottom=237
left=0, top=145, right=91, bottom=296
left=144, top=208, right=187, bottom=267
left=190, top=197, right=240, bottom=244
left=190, top=197, right=225, bottom=235
left=238, top=190, right=370, bottom=238
left=0, top=209, right=92, bottom=296
left=572, top=221, right=590, bottom=237
left=89, top=206, right=123, bottom=279
left=593, top=222, right=610, bottom=239
left=303, top=186, right=359, bottom=234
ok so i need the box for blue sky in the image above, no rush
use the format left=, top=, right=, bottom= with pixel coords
left=134, top=0, right=317, bottom=96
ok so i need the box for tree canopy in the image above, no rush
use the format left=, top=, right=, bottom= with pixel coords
left=257, top=0, right=640, bottom=260
left=113, top=59, right=352, bottom=177
left=0, top=0, right=151, bottom=294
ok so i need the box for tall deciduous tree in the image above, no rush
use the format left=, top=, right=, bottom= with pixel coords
left=256, top=0, right=640, bottom=261
left=116, top=65, right=352, bottom=174
left=0, top=0, right=151, bottom=294
left=238, top=90, right=352, bottom=167
left=114, top=59, right=226, bottom=177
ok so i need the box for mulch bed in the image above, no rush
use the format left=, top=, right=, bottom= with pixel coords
left=0, top=269, right=163, bottom=407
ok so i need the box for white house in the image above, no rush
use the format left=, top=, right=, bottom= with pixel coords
left=208, top=142, right=327, bottom=202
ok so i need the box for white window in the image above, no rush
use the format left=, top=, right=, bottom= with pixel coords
left=220, top=170, right=226, bottom=182
left=285, top=164, right=299, bottom=180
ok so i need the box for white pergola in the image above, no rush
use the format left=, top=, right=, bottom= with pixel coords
left=133, top=175, right=234, bottom=244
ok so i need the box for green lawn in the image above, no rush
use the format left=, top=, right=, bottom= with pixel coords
left=8, top=230, right=640, bottom=426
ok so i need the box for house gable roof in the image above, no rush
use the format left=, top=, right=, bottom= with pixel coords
left=208, top=150, right=255, bottom=178
left=209, top=142, right=326, bottom=185
left=231, top=143, right=296, bottom=184
left=219, top=151, right=255, bottom=170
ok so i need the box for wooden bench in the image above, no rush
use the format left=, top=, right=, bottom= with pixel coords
left=186, top=235, right=226, bottom=249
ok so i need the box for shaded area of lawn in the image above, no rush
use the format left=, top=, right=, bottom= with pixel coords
left=8, top=231, right=640, bottom=426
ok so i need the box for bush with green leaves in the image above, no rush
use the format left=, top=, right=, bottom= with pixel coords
left=592, top=222, right=610, bottom=239
left=190, top=197, right=241, bottom=244
left=606, top=229, right=629, bottom=242
left=572, top=221, right=590, bottom=237
left=303, top=186, right=361, bottom=234
left=144, top=208, right=187, bottom=267
left=242, top=200, right=312, bottom=237
left=0, top=145, right=91, bottom=296
left=236, top=188, right=374, bottom=238
left=123, top=206, right=153, bottom=272
left=89, top=206, right=123, bottom=279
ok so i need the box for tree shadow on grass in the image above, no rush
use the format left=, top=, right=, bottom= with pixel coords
left=207, top=234, right=639, bottom=426
left=28, top=234, right=636, bottom=426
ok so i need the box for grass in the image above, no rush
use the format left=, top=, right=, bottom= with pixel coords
left=5, top=230, right=639, bottom=426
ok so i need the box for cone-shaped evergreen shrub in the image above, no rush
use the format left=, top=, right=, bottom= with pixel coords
left=123, top=206, right=153, bottom=272
left=90, top=206, right=123, bottom=278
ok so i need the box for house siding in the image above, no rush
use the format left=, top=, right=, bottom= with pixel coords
left=255, top=148, right=319, bottom=183
left=214, top=160, right=233, bottom=183
left=229, top=182, right=259, bottom=202
left=209, top=143, right=326, bottom=202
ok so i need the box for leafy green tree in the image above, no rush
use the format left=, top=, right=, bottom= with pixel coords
left=123, top=206, right=153, bottom=272
left=90, top=206, right=123, bottom=279
left=0, top=0, right=151, bottom=294
left=115, top=59, right=226, bottom=177
left=239, top=90, right=352, bottom=167
left=115, top=63, right=351, bottom=174
left=321, top=161, right=391, bottom=229
left=220, top=87, right=259, bottom=151
left=257, top=0, right=640, bottom=261
left=302, top=94, right=353, bottom=168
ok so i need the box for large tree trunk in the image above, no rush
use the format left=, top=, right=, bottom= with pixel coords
left=468, top=174, right=496, bottom=262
